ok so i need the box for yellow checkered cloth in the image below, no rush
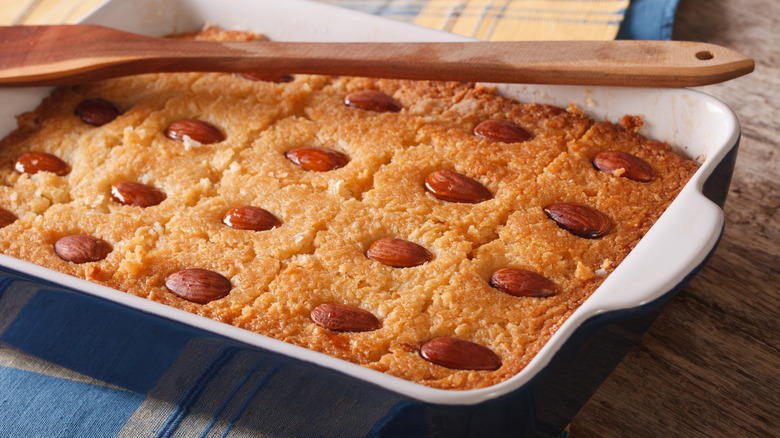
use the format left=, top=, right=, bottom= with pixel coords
left=416, top=0, right=629, bottom=40
left=331, top=0, right=631, bottom=40
left=0, top=0, right=629, bottom=40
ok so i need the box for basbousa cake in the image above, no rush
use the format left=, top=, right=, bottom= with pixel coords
left=0, top=27, right=698, bottom=390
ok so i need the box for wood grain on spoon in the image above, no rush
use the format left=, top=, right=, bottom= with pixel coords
left=0, top=24, right=754, bottom=88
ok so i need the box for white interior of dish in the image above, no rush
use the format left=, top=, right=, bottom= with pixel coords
left=0, top=0, right=739, bottom=405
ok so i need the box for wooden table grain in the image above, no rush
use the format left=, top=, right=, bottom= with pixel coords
left=570, top=0, right=779, bottom=436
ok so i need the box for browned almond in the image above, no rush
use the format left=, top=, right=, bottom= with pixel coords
left=165, top=268, right=231, bottom=304
left=474, top=119, right=532, bottom=143
left=593, top=150, right=655, bottom=182
left=310, top=303, right=381, bottom=332
left=223, top=206, right=281, bottom=231
left=490, top=268, right=557, bottom=297
left=366, top=238, right=432, bottom=268
left=74, top=98, right=122, bottom=126
left=344, top=89, right=402, bottom=113
left=54, top=235, right=112, bottom=264
left=0, top=208, right=17, bottom=228
left=285, top=147, right=349, bottom=172
left=14, top=152, right=70, bottom=176
left=544, top=203, right=611, bottom=239
left=424, top=169, right=492, bottom=204
left=237, top=72, right=294, bottom=83
left=111, top=181, right=166, bottom=207
left=164, top=119, right=225, bottom=144
left=420, top=337, right=501, bottom=371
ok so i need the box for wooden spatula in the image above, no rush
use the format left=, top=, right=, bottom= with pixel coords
left=0, top=24, right=754, bottom=88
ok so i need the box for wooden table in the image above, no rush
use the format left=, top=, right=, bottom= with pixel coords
left=571, top=0, right=779, bottom=436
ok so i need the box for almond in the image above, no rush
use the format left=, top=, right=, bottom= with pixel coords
left=54, top=235, right=112, bottom=264
left=310, top=303, right=381, bottom=332
left=14, top=152, right=70, bottom=176
left=544, top=203, right=611, bottom=239
left=223, top=206, right=281, bottom=231
left=111, top=181, right=166, bottom=207
left=344, top=89, right=402, bottom=113
left=593, top=150, right=655, bottom=182
left=420, top=337, right=501, bottom=371
left=0, top=208, right=17, bottom=229
left=237, top=72, right=294, bottom=83
left=165, top=119, right=225, bottom=144
left=366, top=238, right=432, bottom=268
left=490, top=268, right=557, bottom=297
left=285, top=147, right=349, bottom=172
left=424, top=169, right=492, bottom=203
left=74, top=98, right=122, bottom=126
left=165, top=268, right=231, bottom=304
left=474, top=119, right=532, bottom=143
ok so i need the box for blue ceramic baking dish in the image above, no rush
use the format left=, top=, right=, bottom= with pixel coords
left=0, top=0, right=740, bottom=436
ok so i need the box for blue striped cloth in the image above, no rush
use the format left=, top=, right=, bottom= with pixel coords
left=1, top=277, right=405, bottom=437
left=0, top=1, right=680, bottom=436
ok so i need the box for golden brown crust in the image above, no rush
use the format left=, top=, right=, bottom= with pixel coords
left=0, top=27, right=698, bottom=390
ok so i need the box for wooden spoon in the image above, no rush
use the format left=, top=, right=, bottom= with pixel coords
left=0, top=24, right=754, bottom=88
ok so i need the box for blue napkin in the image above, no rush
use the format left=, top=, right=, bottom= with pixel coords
left=618, top=0, right=681, bottom=40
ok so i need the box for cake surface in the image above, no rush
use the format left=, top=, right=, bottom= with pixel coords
left=0, top=27, right=698, bottom=390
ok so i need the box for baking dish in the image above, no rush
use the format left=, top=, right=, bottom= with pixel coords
left=0, top=0, right=740, bottom=436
